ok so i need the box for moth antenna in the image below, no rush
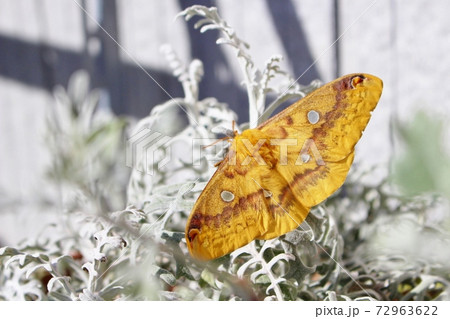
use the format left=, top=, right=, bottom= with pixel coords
left=203, top=121, right=238, bottom=149
left=232, top=120, right=239, bottom=137
left=202, top=135, right=230, bottom=149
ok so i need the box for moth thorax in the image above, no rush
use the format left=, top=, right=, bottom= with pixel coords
left=234, top=129, right=277, bottom=167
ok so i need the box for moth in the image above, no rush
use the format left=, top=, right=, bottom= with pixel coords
left=185, top=73, right=383, bottom=260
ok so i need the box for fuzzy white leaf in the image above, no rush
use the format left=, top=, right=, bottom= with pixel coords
left=193, top=18, right=212, bottom=29
left=25, top=263, right=52, bottom=279
left=48, top=291, right=74, bottom=301
left=266, top=253, right=295, bottom=269
left=47, top=276, right=71, bottom=292
left=265, top=278, right=286, bottom=296
left=82, top=262, right=98, bottom=277
left=0, top=246, right=20, bottom=257
left=79, top=288, right=103, bottom=301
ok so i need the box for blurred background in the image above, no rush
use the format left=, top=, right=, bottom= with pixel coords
left=1, top=0, right=449, bottom=245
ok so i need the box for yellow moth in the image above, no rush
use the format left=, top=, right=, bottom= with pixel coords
left=186, top=74, right=383, bottom=260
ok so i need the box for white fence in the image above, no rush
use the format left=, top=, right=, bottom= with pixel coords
left=1, top=0, right=449, bottom=244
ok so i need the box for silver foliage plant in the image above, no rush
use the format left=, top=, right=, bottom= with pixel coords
left=1, top=5, right=449, bottom=301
